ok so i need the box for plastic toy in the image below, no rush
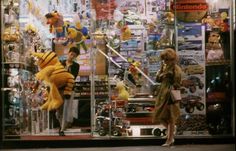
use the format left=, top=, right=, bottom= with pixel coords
left=96, top=102, right=131, bottom=136
left=31, top=51, right=75, bottom=111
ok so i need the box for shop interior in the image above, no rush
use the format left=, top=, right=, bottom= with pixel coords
left=1, top=0, right=235, bottom=140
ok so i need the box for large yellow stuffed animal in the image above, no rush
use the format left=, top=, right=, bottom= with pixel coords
left=31, top=51, right=75, bottom=111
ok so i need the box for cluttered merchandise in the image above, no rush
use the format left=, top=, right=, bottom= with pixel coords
left=1, top=0, right=234, bottom=139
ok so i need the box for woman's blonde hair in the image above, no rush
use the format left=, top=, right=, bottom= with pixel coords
left=160, top=48, right=178, bottom=63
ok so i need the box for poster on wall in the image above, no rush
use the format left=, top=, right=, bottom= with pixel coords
left=116, top=0, right=145, bottom=16
left=179, top=52, right=205, bottom=115
left=177, top=23, right=206, bottom=115
left=145, top=0, right=158, bottom=19
left=176, top=23, right=208, bottom=136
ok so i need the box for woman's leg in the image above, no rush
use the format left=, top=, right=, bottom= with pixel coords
left=162, top=122, right=168, bottom=138
left=167, top=122, right=175, bottom=143
left=56, top=105, right=65, bottom=136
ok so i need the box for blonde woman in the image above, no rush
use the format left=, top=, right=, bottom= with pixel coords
left=153, top=48, right=182, bottom=147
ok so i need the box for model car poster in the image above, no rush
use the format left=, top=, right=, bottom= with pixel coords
left=177, top=23, right=205, bottom=53
left=177, top=23, right=206, bottom=115
left=178, top=52, right=206, bottom=115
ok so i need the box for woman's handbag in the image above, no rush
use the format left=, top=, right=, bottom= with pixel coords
left=170, top=88, right=182, bottom=103
left=169, top=66, right=181, bottom=103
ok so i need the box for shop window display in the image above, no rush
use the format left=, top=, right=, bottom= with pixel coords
left=0, top=0, right=235, bottom=141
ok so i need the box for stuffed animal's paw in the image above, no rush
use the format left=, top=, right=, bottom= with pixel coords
left=35, top=72, right=43, bottom=81
left=40, top=101, right=50, bottom=110
left=48, top=99, right=63, bottom=111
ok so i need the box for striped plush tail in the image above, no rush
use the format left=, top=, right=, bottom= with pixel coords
left=63, top=77, right=75, bottom=97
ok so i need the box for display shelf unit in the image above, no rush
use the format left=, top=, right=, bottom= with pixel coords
left=205, top=64, right=232, bottom=135
left=74, top=81, right=109, bottom=99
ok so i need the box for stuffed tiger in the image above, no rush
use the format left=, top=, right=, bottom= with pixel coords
left=31, top=51, right=75, bottom=111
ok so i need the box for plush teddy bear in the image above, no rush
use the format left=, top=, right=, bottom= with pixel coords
left=31, top=51, right=75, bottom=111
left=206, top=32, right=224, bottom=61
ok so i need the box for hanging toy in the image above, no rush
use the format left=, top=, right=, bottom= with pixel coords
left=63, top=26, right=88, bottom=52
left=45, top=11, right=66, bottom=39
left=127, top=59, right=142, bottom=86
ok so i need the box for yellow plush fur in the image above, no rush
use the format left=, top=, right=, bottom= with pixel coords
left=115, top=81, right=129, bottom=101
left=31, top=51, right=75, bottom=111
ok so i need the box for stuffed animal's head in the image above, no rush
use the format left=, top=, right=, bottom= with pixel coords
left=207, top=32, right=221, bottom=49
left=165, top=12, right=174, bottom=23
left=31, top=51, right=59, bottom=69
left=115, top=81, right=126, bottom=91
left=45, top=11, right=61, bottom=25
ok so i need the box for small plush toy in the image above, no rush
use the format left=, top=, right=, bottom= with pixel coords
left=31, top=51, right=75, bottom=111
left=206, top=32, right=224, bottom=61
left=115, top=81, right=129, bottom=101
left=202, top=15, right=215, bottom=31
left=25, top=24, right=37, bottom=35
left=45, top=11, right=66, bottom=38
left=120, top=25, right=132, bottom=41
left=74, top=21, right=89, bottom=38
left=63, top=27, right=88, bottom=52
left=126, top=59, right=142, bottom=86
left=164, top=12, right=174, bottom=24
